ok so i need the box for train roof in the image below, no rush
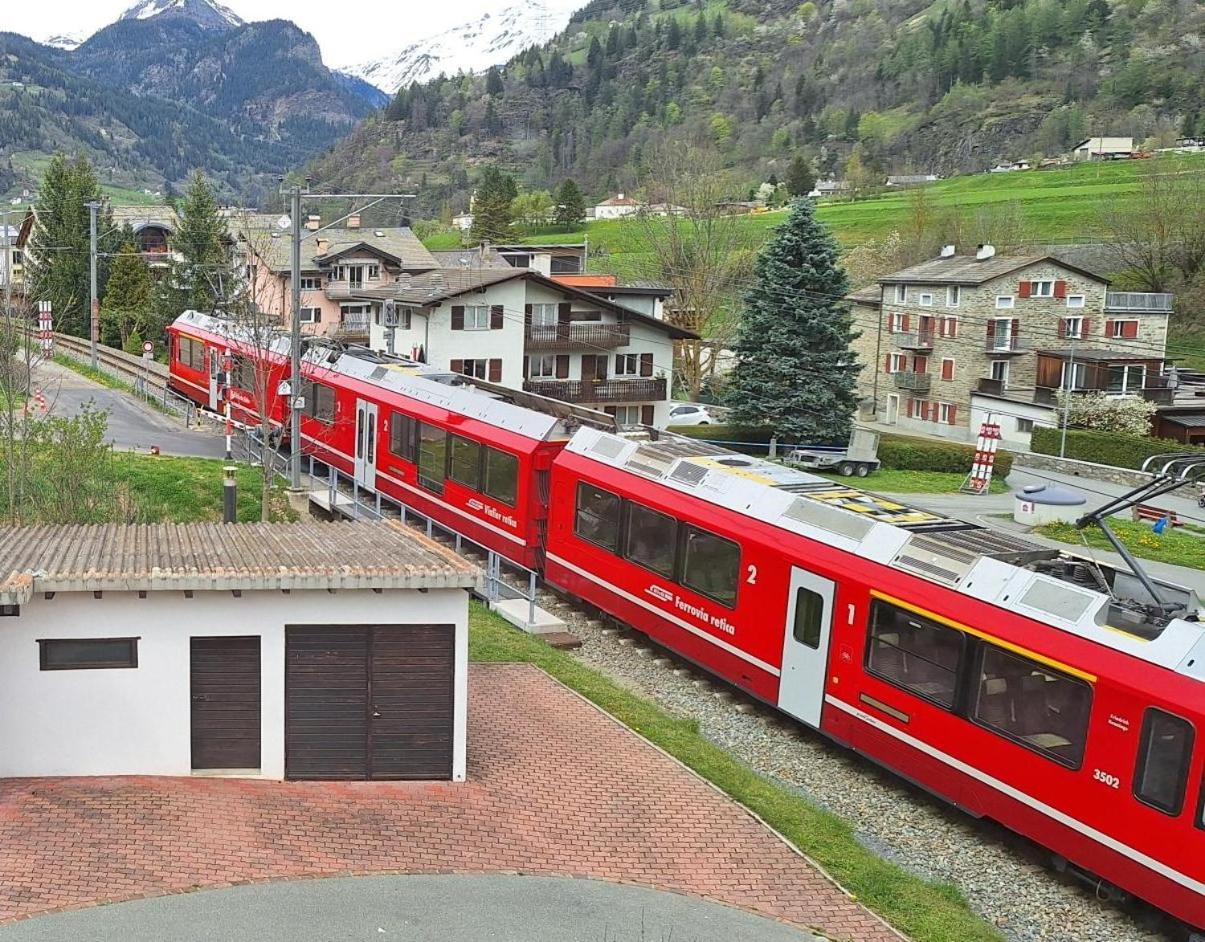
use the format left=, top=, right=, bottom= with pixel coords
left=171, top=311, right=616, bottom=443
left=565, top=426, right=1205, bottom=679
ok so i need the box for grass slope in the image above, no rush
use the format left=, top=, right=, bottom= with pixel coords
left=469, top=603, right=1001, bottom=942
left=114, top=453, right=297, bottom=523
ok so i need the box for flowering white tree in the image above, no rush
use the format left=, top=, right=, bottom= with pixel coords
left=1058, top=391, right=1157, bottom=436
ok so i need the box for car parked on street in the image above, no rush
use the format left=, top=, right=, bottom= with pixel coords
left=667, top=403, right=714, bottom=426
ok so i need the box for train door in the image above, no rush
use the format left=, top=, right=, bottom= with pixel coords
left=777, top=567, right=836, bottom=728
left=354, top=399, right=378, bottom=490
left=207, top=348, right=220, bottom=411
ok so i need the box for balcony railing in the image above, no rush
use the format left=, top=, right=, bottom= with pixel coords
left=325, top=284, right=368, bottom=300
left=1033, top=383, right=1173, bottom=405
left=893, top=329, right=934, bottom=351
left=335, top=315, right=371, bottom=339
left=984, top=337, right=1030, bottom=354
left=525, top=323, right=631, bottom=350
left=524, top=377, right=667, bottom=404
left=893, top=372, right=931, bottom=393
left=1105, top=291, right=1174, bottom=313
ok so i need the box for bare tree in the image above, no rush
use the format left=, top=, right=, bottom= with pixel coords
left=631, top=143, right=757, bottom=400
left=1101, top=158, right=1205, bottom=292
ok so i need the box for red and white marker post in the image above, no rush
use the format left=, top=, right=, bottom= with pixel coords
left=961, top=421, right=1002, bottom=495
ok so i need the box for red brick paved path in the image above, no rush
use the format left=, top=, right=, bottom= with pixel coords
left=0, top=665, right=898, bottom=941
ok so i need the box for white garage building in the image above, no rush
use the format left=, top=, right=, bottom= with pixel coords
left=0, top=522, right=477, bottom=782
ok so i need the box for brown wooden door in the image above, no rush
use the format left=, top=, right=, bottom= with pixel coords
left=285, top=626, right=454, bottom=781
left=190, top=637, right=261, bottom=770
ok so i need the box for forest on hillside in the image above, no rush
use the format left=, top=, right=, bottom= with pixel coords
left=306, top=0, right=1205, bottom=217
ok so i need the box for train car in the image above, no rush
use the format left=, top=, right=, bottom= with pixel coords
left=166, top=311, right=605, bottom=569
left=544, top=426, right=1205, bottom=931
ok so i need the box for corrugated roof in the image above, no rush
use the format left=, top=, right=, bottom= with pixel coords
left=880, top=254, right=1108, bottom=286
left=246, top=226, right=438, bottom=273
left=1162, top=414, right=1205, bottom=427
left=0, top=522, right=478, bottom=605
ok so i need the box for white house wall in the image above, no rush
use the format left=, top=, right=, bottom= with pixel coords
left=0, top=588, right=469, bottom=781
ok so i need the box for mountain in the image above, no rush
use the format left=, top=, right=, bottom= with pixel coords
left=342, top=0, right=585, bottom=94
left=43, top=34, right=84, bottom=51
left=0, top=0, right=380, bottom=201
left=307, top=0, right=1205, bottom=219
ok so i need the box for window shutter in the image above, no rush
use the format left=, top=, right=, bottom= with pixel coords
left=523, top=356, right=529, bottom=379
left=906, top=399, right=914, bottom=418
left=641, top=405, right=654, bottom=425
left=1054, top=280, right=1067, bottom=299
left=488, top=358, right=502, bottom=382
left=986, top=320, right=996, bottom=344
left=313, top=307, right=321, bottom=323
left=913, top=356, right=927, bottom=374
left=450, top=358, right=464, bottom=374
left=1018, top=281, right=1032, bottom=299
left=490, top=304, right=504, bottom=330
left=1123, top=321, right=1139, bottom=339
left=948, top=317, right=958, bottom=339
left=524, top=303, right=533, bottom=326
left=451, top=305, right=465, bottom=330
left=555, top=354, right=569, bottom=378
left=948, top=404, right=957, bottom=426
left=1058, top=318, right=1067, bottom=339
left=902, top=314, right=911, bottom=332
left=639, top=353, right=653, bottom=376
left=885, top=312, right=893, bottom=331
left=884, top=354, right=893, bottom=373
left=1011, top=318, right=1020, bottom=344
left=557, top=301, right=572, bottom=324
left=1082, top=318, right=1091, bottom=336
left=1104, top=319, right=1115, bottom=338
left=941, top=358, right=954, bottom=381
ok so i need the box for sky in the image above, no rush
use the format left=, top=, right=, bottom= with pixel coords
left=0, top=0, right=508, bottom=69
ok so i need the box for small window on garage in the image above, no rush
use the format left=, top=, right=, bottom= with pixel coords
left=793, top=587, right=825, bottom=649
left=574, top=482, right=621, bottom=553
left=680, top=525, right=740, bottom=608
left=40, top=638, right=138, bottom=670
left=1134, top=709, right=1194, bottom=815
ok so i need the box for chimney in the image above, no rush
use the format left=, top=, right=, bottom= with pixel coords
left=316, top=238, right=329, bottom=254
left=976, top=244, right=996, bottom=261
left=940, top=244, right=956, bottom=258
left=305, top=214, right=321, bottom=231
left=480, top=239, right=490, bottom=261
left=347, top=213, right=361, bottom=229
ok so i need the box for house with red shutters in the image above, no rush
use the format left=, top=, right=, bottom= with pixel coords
left=848, top=245, right=1175, bottom=445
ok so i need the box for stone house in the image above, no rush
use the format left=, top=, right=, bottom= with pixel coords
left=848, top=246, right=1175, bottom=445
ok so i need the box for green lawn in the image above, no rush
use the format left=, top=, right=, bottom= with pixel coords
left=819, top=468, right=1007, bottom=494
left=1038, top=517, right=1205, bottom=570
left=114, top=453, right=297, bottom=523
left=469, top=603, right=1000, bottom=942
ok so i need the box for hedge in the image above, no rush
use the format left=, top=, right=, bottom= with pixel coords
left=1031, top=426, right=1205, bottom=471
left=673, top=426, right=1013, bottom=477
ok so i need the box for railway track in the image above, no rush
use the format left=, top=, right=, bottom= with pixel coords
left=50, top=333, right=170, bottom=394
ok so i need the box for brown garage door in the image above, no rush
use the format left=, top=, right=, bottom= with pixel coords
left=191, top=636, right=261, bottom=770
left=285, top=625, right=454, bottom=781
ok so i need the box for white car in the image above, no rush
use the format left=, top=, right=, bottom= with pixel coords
left=667, top=403, right=713, bottom=426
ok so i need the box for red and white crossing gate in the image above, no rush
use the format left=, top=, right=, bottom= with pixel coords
left=37, top=301, right=53, bottom=356
left=962, top=422, right=1002, bottom=494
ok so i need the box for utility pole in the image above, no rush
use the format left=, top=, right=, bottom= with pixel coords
left=1059, top=339, right=1077, bottom=459
left=86, top=201, right=101, bottom=369
left=289, top=186, right=303, bottom=490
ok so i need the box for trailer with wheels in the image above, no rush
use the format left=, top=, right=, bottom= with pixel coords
left=785, top=427, right=880, bottom=477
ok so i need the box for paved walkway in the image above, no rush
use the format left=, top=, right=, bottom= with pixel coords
left=0, top=874, right=823, bottom=941
left=0, top=665, right=896, bottom=942
left=30, top=356, right=227, bottom=459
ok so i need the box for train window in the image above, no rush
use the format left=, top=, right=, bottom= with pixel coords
left=680, top=526, right=740, bottom=608
left=793, top=588, right=824, bottom=649
left=233, top=357, right=257, bottom=392
left=417, top=423, right=447, bottom=494
left=305, top=383, right=335, bottom=424
left=483, top=448, right=518, bottom=506
left=1134, top=709, right=1194, bottom=815
left=449, top=436, right=483, bottom=489
left=574, top=483, right=621, bottom=553
left=971, top=645, right=1091, bottom=769
left=865, top=601, right=963, bottom=710
left=177, top=337, right=204, bottom=372
left=390, top=412, right=417, bottom=462
left=623, top=501, right=676, bottom=578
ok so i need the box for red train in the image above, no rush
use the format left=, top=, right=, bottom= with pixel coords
left=168, top=311, right=1204, bottom=932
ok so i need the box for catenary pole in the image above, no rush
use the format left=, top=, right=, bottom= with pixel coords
left=87, top=201, right=101, bottom=369
left=1059, top=338, right=1077, bottom=459
left=289, top=186, right=303, bottom=490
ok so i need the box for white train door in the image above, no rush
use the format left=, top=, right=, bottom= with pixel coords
left=777, top=567, right=836, bottom=728
left=354, top=399, right=378, bottom=490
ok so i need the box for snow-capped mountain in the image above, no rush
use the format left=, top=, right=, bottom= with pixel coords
left=119, top=0, right=244, bottom=31
left=43, top=33, right=86, bottom=51
left=342, top=0, right=586, bottom=94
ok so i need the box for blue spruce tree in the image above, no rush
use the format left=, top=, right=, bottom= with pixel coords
left=726, top=199, right=861, bottom=443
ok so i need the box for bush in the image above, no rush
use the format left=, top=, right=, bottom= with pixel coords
left=1031, top=426, right=1205, bottom=470
left=673, top=426, right=1013, bottom=476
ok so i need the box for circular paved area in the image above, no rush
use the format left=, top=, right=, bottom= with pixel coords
left=0, top=874, right=824, bottom=941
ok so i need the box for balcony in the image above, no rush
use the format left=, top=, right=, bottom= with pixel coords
left=893, top=372, right=931, bottom=393
left=984, top=337, right=1030, bottom=355
left=1105, top=291, right=1174, bottom=313
left=525, top=323, right=631, bottom=350
left=524, top=377, right=667, bottom=404
left=325, top=283, right=367, bottom=301
left=1033, top=383, right=1176, bottom=406
left=334, top=314, right=371, bottom=341
left=893, top=329, right=934, bottom=351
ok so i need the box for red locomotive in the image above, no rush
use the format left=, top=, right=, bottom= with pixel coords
left=167, top=312, right=1204, bottom=932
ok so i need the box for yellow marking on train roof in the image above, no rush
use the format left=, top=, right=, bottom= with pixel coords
left=871, top=590, right=1098, bottom=684
left=687, top=458, right=779, bottom=485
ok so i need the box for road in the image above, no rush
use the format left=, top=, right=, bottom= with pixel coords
left=0, top=874, right=823, bottom=942
left=31, top=356, right=228, bottom=459
left=877, top=464, right=1205, bottom=595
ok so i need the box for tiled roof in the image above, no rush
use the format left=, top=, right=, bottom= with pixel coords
left=110, top=205, right=179, bottom=232
left=244, top=226, right=438, bottom=273
left=0, top=522, right=478, bottom=604
left=847, top=285, right=882, bottom=304
left=880, top=254, right=1107, bottom=287
left=353, top=267, right=527, bottom=304
left=430, top=248, right=511, bottom=269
